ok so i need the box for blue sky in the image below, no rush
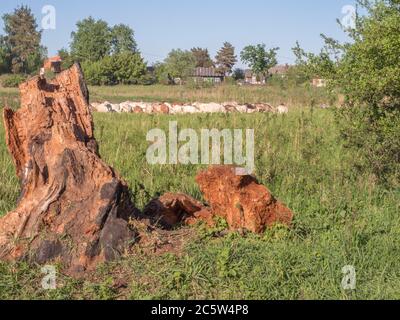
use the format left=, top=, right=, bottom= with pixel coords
left=1, top=0, right=356, bottom=67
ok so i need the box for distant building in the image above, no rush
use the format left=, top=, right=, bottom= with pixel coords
left=244, top=64, right=291, bottom=85
left=146, top=66, right=155, bottom=74
left=190, top=67, right=224, bottom=84
left=312, top=78, right=327, bottom=88
left=268, top=64, right=290, bottom=78
left=43, top=56, right=62, bottom=73
left=244, top=70, right=265, bottom=85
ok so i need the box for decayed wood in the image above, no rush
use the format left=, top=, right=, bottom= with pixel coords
left=0, top=64, right=295, bottom=275
left=0, top=64, right=139, bottom=273
left=196, top=166, right=294, bottom=233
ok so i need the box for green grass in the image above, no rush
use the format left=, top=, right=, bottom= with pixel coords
left=0, top=88, right=399, bottom=299
left=0, top=81, right=334, bottom=107
left=89, top=83, right=335, bottom=107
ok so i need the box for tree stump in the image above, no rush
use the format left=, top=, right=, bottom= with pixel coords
left=196, top=166, right=293, bottom=233
left=0, top=64, right=139, bottom=273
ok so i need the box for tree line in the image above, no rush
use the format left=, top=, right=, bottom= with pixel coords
left=0, top=6, right=284, bottom=86
left=0, top=6, right=45, bottom=75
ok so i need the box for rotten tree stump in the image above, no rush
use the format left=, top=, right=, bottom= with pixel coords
left=143, top=167, right=294, bottom=234
left=196, top=166, right=294, bottom=233
left=143, top=192, right=213, bottom=229
left=0, top=64, right=139, bottom=273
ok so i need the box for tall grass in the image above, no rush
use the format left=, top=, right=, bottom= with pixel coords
left=0, top=82, right=334, bottom=107
left=89, top=83, right=334, bottom=106
left=0, top=107, right=399, bottom=299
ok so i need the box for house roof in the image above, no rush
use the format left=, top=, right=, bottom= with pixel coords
left=244, top=64, right=291, bottom=77
left=47, top=55, right=62, bottom=62
left=191, top=67, right=222, bottom=77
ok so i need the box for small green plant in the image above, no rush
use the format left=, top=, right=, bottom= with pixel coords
left=216, top=245, right=240, bottom=279
left=263, top=223, right=291, bottom=242
left=82, top=277, right=117, bottom=300
left=197, top=216, right=229, bottom=239
left=1, top=74, right=26, bottom=88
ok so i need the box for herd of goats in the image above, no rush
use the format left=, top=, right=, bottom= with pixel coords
left=90, top=101, right=292, bottom=115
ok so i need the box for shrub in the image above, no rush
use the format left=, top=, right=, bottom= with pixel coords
left=58, top=48, right=74, bottom=70
left=232, top=68, right=245, bottom=81
left=335, top=0, right=400, bottom=185
left=153, top=62, right=174, bottom=85
left=82, top=52, right=146, bottom=86
left=293, top=0, right=400, bottom=185
left=1, top=74, right=26, bottom=87
left=112, top=52, right=146, bottom=85
left=163, top=49, right=196, bottom=80
left=81, top=60, right=106, bottom=86
left=138, top=73, right=157, bottom=86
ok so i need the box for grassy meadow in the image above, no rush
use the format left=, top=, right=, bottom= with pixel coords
left=0, top=82, right=335, bottom=107
left=89, top=83, right=336, bottom=107
left=0, top=85, right=399, bottom=300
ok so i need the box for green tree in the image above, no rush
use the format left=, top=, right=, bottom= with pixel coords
left=215, top=42, right=237, bottom=76
left=26, top=45, right=47, bottom=74
left=163, top=49, right=196, bottom=80
left=336, top=0, right=400, bottom=184
left=232, top=68, right=245, bottom=81
left=153, top=62, right=173, bottom=84
left=82, top=52, right=146, bottom=85
left=57, top=48, right=74, bottom=70
left=191, top=47, right=214, bottom=68
left=111, top=52, right=146, bottom=84
left=0, top=35, right=11, bottom=73
left=2, top=5, right=44, bottom=74
left=240, top=44, right=279, bottom=81
left=70, top=17, right=112, bottom=62
left=111, top=24, right=138, bottom=54
left=292, top=38, right=340, bottom=82
left=81, top=60, right=105, bottom=85
left=295, top=0, right=400, bottom=184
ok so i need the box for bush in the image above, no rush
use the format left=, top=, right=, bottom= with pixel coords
left=81, top=60, right=107, bottom=86
left=153, top=63, right=174, bottom=85
left=1, top=74, right=26, bottom=87
left=335, top=1, right=400, bottom=185
left=338, top=106, right=400, bottom=185
left=58, top=48, right=74, bottom=70
left=294, top=0, right=400, bottom=186
left=82, top=52, right=146, bottom=86
left=112, top=52, right=146, bottom=85
left=163, top=49, right=196, bottom=80
left=138, top=73, right=157, bottom=85
left=232, top=68, right=245, bottom=81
